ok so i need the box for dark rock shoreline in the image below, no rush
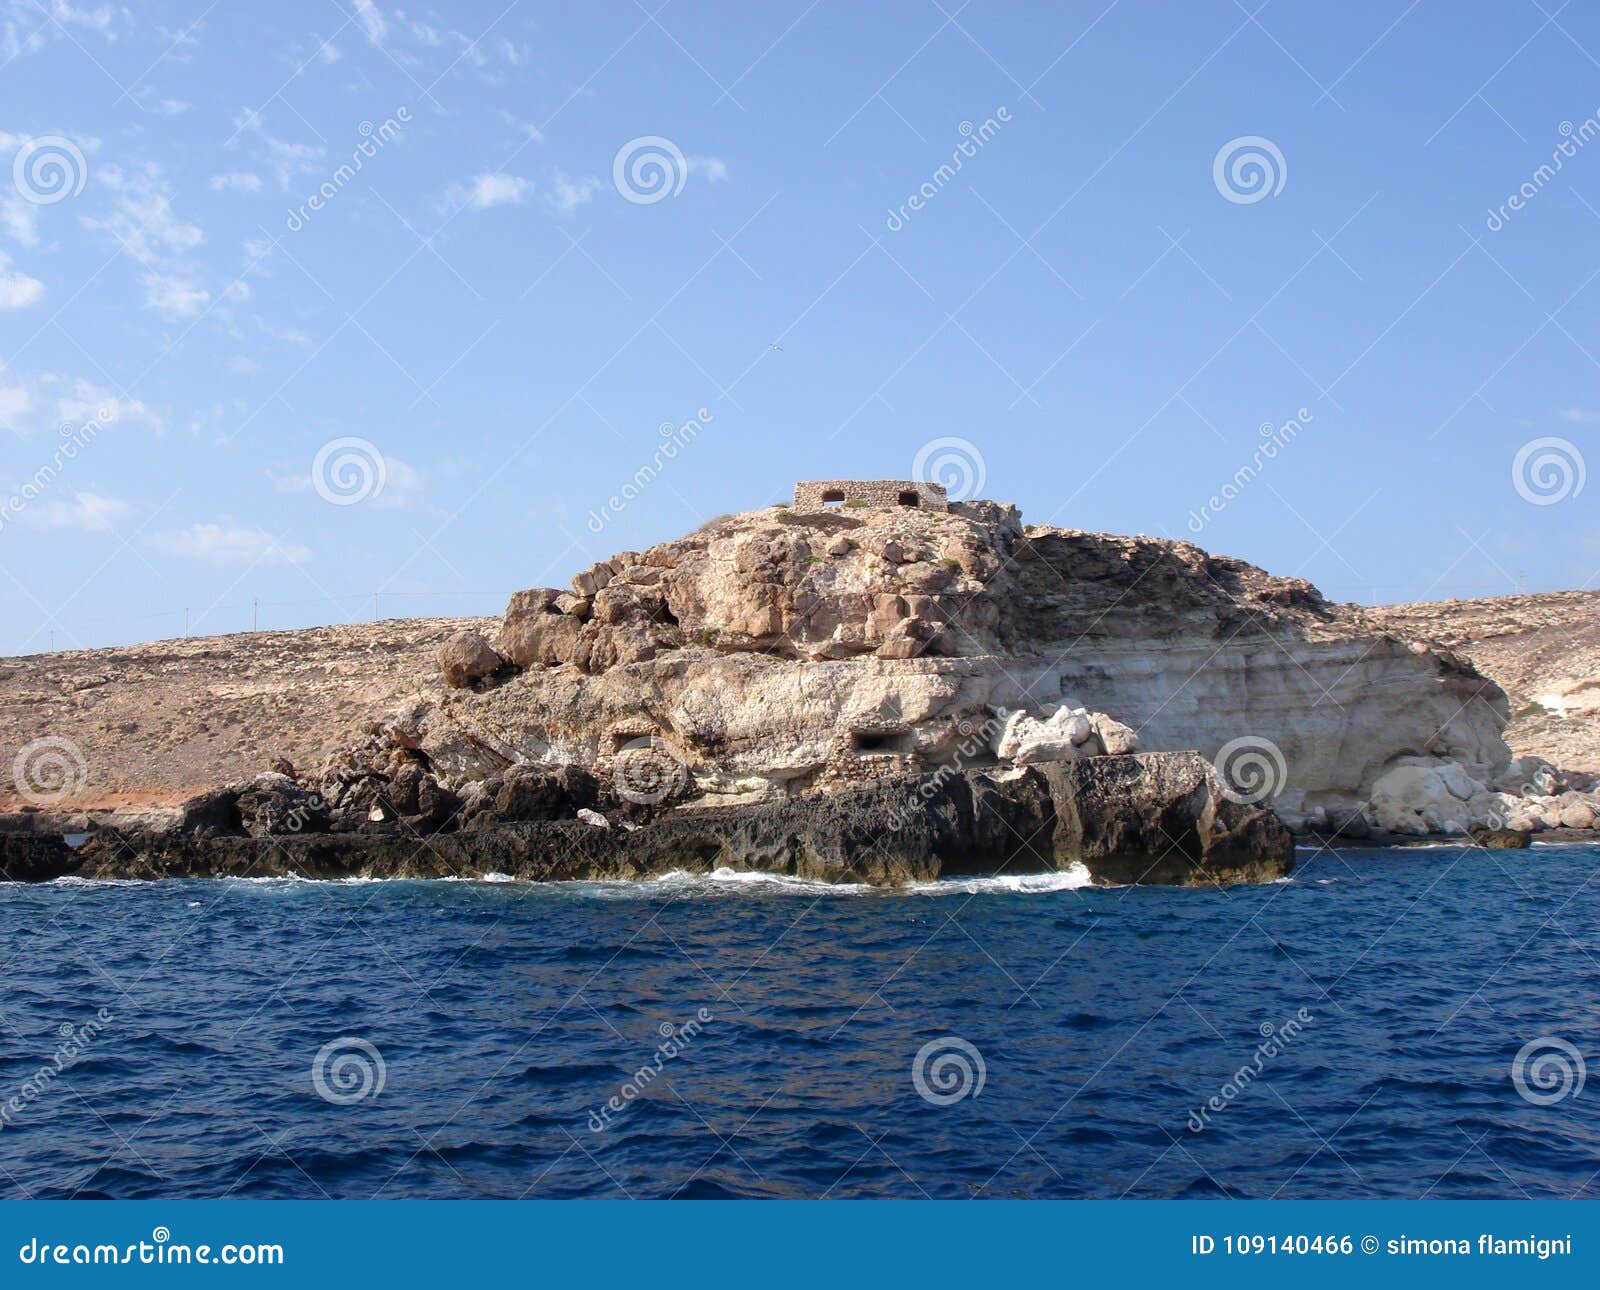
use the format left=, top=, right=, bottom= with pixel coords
left=0, top=751, right=1293, bottom=889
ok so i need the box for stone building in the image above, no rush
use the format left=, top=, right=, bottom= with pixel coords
left=793, top=480, right=948, bottom=513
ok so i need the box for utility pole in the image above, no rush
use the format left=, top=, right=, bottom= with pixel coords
left=252, top=597, right=259, bottom=632
left=183, top=608, right=189, bottom=638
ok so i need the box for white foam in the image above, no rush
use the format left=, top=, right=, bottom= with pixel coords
left=651, top=867, right=874, bottom=894
left=46, top=875, right=144, bottom=888
left=909, top=864, right=1094, bottom=895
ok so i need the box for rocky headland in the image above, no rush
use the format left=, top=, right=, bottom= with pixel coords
left=3, top=489, right=1596, bottom=887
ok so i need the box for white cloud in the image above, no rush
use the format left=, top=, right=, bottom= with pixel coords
left=82, top=163, right=204, bottom=264
left=0, top=374, right=160, bottom=436
left=148, top=522, right=310, bottom=565
left=460, top=172, right=530, bottom=209
left=140, top=271, right=209, bottom=318
left=0, top=251, right=43, bottom=307
left=689, top=156, right=729, bottom=183
left=1, top=195, right=38, bottom=245
left=22, top=491, right=134, bottom=532
left=547, top=170, right=601, bottom=214
left=0, top=384, right=34, bottom=432
left=1557, top=407, right=1600, bottom=425
left=351, top=0, right=387, bottom=45
left=209, top=171, right=262, bottom=193
left=57, top=379, right=162, bottom=434
left=225, top=355, right=259, bottom=375
left=231, top=109, right=325, bottom=190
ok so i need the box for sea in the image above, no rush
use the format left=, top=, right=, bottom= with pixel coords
left=1, top=842, right=1596, bottom=1199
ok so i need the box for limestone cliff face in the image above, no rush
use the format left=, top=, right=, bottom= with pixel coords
left=399, top=500, right=1513, bottom=831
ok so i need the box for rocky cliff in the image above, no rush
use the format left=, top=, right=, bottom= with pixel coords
left=395, top=501, right=1521, bottom=835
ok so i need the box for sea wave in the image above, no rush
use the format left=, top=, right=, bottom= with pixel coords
left=909, top=864, right=1094, bottom=895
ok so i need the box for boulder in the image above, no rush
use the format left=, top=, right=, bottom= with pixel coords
left=1468, top=825, right=1532, bottom=849
left=438, top=629, right=506, bottom=689
left=499, top=607, right=583, bottom=669
left=1090, top=712, right=1140, bottom=755
left=234, top=773, right=329, bottom=837
left=1364, top=760, right=1499, bottom=835
left=993, top=706, right=1093, bottom=764
left=459, top=764, right=603, bottom=828
left=1036, top=751, right=1293, bottom=886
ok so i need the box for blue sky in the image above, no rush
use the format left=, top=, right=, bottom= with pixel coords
left=0, top=0, right=1596, bottom=654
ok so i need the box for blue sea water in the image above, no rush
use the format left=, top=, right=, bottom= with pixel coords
left=0, top=844, right=1596, bottom=1200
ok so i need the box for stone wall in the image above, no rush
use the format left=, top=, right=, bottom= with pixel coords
left=793, top=480, right=948, bottom=513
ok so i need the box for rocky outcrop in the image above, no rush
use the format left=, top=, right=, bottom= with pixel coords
left=39, top=751, right=1290, bottom=888
left=7, top=496, right=1595, bottom=860
left=380, top=503, right=1517, bottom=842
